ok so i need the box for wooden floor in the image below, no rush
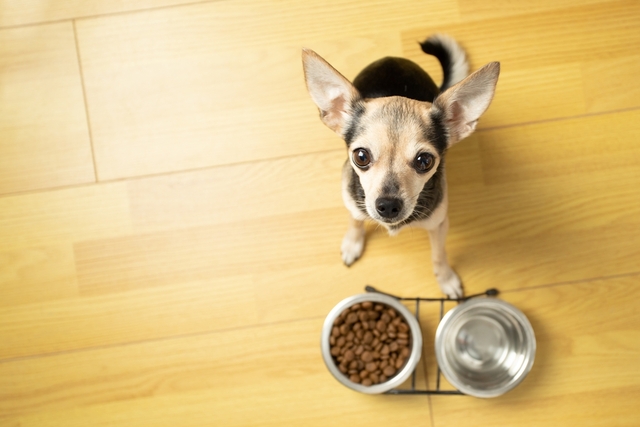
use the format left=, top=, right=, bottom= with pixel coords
left=1, top=0, right=639, bottom=425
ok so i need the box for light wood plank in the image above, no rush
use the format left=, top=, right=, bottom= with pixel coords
left=0, top=275, right=253, bottom=360
left=0, top=183, right=131, bottom=252
left=0, top=419, right=18, bottom=427
left=582, top=54, right=640, bottom=114
left=0, top=22, right=94, bottom=194
left=127, top=149, right=345, bottom=232
left=0, top=183, right=131, bottom=307
left=0, top=245, right=77, bottom=308
left=476, top=109, right=640, bottom=185
left=74, top=208, right=346, bottom=295
left=0, top=0, right=206, bottom=28
left=403, top=0, right=640, bottom=128
left=457, top=0, right=615, bottom=20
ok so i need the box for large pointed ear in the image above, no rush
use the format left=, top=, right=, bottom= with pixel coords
left=302, top=49, right=361, bottom=135
left=432, top=62, right=500, bottom=145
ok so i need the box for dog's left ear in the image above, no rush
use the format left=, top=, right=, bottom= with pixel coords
left=302, top=49, right=361, bottom=135
left=432, top=62, right=500, bottom=145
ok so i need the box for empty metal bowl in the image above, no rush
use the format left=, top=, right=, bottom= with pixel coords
left=435, top=298, right=536, bottom=398
left=321, top=293, right=422, bottom=394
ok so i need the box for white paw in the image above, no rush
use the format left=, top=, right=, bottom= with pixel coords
left=341, top=228, right=365, bottom=266
left=436, top=267, right=463, bottom=299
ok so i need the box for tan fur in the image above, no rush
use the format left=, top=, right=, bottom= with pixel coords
left=348, top=97, right=442, bottom=224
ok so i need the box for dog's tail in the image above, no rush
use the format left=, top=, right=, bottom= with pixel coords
left=419, top=34, right=469, bottom=92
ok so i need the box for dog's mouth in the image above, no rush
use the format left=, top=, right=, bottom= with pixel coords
left=375, top=215, right=406, bottom=225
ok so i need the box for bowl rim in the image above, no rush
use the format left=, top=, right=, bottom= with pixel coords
left=321, top=293, right=423, bottom=394
left=435, top=297, right=536, bottom=398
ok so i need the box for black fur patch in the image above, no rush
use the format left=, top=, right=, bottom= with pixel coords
left=424, top=109, right=448, bottom=155
left=352, top=57, right=440, bottom=102
left=343, top=101, right=366, bottom=146
left=347, top=164, right=368, bottom=215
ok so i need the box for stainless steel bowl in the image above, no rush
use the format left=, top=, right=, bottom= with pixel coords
left=321, top=293, right=422, bottom=394
left=435, top=298, right=536, bottom=398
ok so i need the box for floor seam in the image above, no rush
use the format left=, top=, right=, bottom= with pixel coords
left=0, top=148, right=345, bottom=199
left=498, top=270, right=640, bottom=294
left=477, top=106, right=640, bottom=133
left=0, top=315, right=325, bottom=365
left=72, top=19, right=99, bottom=184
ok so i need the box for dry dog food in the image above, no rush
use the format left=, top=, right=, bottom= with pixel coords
left=329, top=302, right=412, bottom=386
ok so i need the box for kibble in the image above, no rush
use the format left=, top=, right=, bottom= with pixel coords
left=383, top=365, right=396, bottom=377
left=329, top=302, right=412, bottom=387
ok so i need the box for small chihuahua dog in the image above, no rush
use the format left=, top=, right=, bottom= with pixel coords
left=302, top=34, right=499, bottom=298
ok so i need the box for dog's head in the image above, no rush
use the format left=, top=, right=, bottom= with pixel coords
left=302, top=49, right=499, bottom=226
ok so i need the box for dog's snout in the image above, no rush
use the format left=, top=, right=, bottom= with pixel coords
left=375, top=197, right=403, bottom=219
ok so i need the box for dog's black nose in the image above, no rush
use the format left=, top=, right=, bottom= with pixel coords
left=375, top=197, right=403, bottom=219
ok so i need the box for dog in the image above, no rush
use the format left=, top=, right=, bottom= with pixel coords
left=302, top=34, right=499, bottom=298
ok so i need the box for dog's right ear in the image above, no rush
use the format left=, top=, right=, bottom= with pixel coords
left=432, top=62, right=500, bottom=146
left=302, top=49, right=361, bottom=135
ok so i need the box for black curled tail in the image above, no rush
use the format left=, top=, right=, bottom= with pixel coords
left=419, top=34, right=469, bottom=92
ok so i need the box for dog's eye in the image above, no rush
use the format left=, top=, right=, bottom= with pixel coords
left=414, top=153, right=435, bottom=173
left=352, top=148, right=372, bottom=169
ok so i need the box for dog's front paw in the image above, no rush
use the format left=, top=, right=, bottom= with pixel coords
left=341, top=227, right=365, bottom=266
left=436, top=267, right=463, bottom=299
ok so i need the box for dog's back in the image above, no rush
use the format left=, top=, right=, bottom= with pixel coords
left=352, top=34, right=469, bottom=103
